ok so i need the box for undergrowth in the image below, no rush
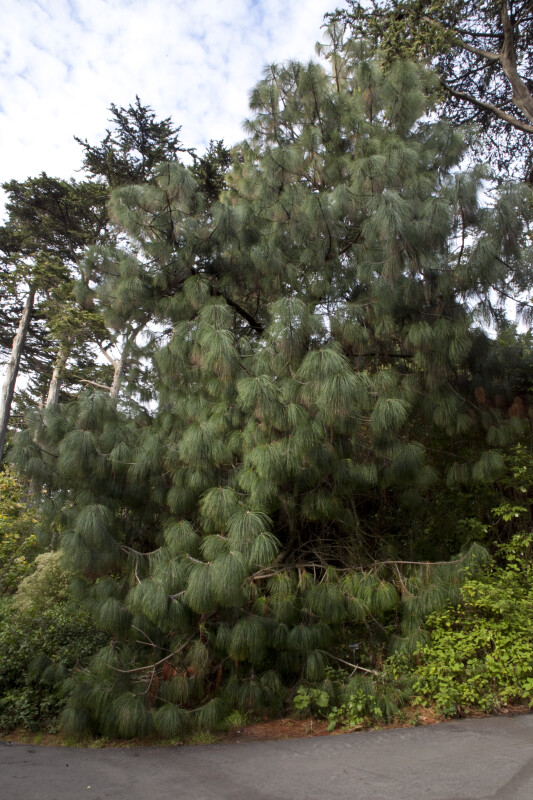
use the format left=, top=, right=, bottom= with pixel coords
left=414, top=531, right=533, bottom=715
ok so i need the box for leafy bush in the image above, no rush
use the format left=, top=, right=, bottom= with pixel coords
left=293, top=685, right=331, bottom=715
left=293, top=661, right=412, bottom=730
left=0, top=470, right=105, bottom=732
left=0, top=467, right=38, bottom=594
left=15, top=551, right=72, bottom=612
left=326, top=691, right=385, bottom=731
left=414, top=532, right=533, bottom=715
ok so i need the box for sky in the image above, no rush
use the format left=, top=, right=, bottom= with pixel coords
left=1, top=0, right=338, bottom=213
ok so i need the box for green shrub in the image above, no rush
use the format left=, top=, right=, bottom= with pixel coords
left=0, top=598, right=107, bottom=732
left=293, top=660, right=412, bottom=730
left=414, top=533, right=533, bottom=715
left=0, top=471, right=106, bottom=733
left=15, top=551, right=72, bottom=612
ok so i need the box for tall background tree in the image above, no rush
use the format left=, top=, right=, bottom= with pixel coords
left=0, top=99, right=203, bottom=460
left=75, top=95, right=189, bottom=187
left=0, top=176, right=109, bottom=460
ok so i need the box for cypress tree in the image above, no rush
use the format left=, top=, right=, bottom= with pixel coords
left=14, top=30, right=533, bottom=737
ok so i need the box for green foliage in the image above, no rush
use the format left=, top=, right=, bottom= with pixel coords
left=293, top=685, right=330, bottom=712
left=415, top=533, right=533, bottom=715
left=152, top=703, right=189, bottom=739
left=113, top=692, right=152, bottom=738
left=0, top=531, right=107, bottom=733
left=326, top=692, right=384, bottom=731
left=0, top=468, right=38, bottom=594
left=328, top=1, right=533, bottom=178
left=15, top=552, right=72, bottom=612
left=75, top=96, right=186, bottom=187
left=293, top=663, right=412, bottom=730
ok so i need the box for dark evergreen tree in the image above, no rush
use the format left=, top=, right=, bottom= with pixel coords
left=190, top=140, right=233, bottom=203
left=73, top=100, right=232, bottom=404
left=14, top=34, right=533, bottom=738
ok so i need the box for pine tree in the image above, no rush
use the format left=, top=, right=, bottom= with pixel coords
left=14, top=32, right=533, bottom=738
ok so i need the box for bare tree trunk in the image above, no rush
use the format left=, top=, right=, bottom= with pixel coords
left=110, top=352, right=126, bottom=399
left=0, top=287, right=35, bottom=461
left=98, top=340, right=126, bottom=400
left=45, top=342, right=69, bottom=408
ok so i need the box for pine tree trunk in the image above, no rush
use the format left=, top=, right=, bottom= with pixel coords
left=45, top=342, right=69, bottom=407
left=0, top=287, right=35, bottom=461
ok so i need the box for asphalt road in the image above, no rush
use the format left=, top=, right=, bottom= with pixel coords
left=1, top=714, right=532, bottom=800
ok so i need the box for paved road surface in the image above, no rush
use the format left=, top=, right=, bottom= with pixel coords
left=1, top=715, right=532, bottom=800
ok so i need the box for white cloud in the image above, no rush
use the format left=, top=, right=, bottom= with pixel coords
left=0, top=0, right=337, bottom=204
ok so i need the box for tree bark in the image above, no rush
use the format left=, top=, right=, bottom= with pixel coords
left=499, top=1, right=533, bottom=125
left=0, top=287, right=35, bottom=461
left=45, top=342, right=69, bottom=407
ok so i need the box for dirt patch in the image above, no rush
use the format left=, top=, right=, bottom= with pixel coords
left=0, top=730, right=64, bottom=747
left=1, top=704, right=530, bottom=748
left=220, top=703, right=533, bottom=742
left=223, top=717, right=334, bottom=742
left=221, top=705, right=447, bottom=743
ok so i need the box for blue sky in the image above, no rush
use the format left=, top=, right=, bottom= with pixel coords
left=0, top=0, right=337, bottom=211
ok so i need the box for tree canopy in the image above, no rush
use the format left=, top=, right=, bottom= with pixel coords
left=328, top=0, right=533, bottom=179
left=75, top=95, right=188, bottom=187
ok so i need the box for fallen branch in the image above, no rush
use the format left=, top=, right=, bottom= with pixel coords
left=110, top=636, right=194, bottom=674
left=325, top=652, right=380, bottom=675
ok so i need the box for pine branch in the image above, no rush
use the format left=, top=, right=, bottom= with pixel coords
left=132, top=625, right=159, bottom=649
left=449, top=28, right=502, bottom=40
left=221, top=294, right=264, bottom=333
left=490, top=270, right=533, bottom=310
left=446, top=381, right=481, bottom=413
left=98, top=344, right=116, bottom=366
left=434, top=23, right=500, bottom=61
left=324, top=652, right=380, bottom=675
left=137, top=668, right=157, bottom=696
left=111, top=636, right=195, bottom=674
left=441, top=81, right=533, bottom=134
left=376, top=553, right=472, bottom=567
